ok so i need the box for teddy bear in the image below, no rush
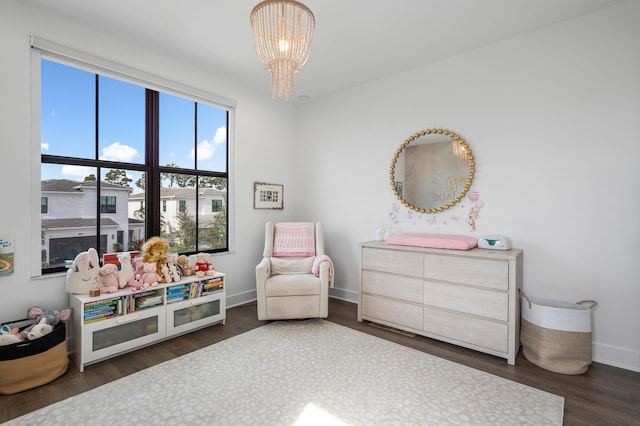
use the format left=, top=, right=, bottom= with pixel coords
left=98, top=263, right=119, bottom=293
left=117, top=252, right=135, bottom=288
left=19, top=306, right=71, bottom=341
left=177, top=254, right=193, bottom=277
left=143, top=236, right=169, bottom=282
left=194, top=252, right=214, bottom=278
left=140, top=262, right=161, bottom=288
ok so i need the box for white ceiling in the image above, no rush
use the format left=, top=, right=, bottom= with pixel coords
left=20, top=0, right=626, bottom=102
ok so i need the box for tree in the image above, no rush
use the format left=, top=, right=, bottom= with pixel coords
left=174, top=209, right=196, bottom=251
left=84, top=174, right=96, bottom=181
left=202, top=203, right=227, bottom=249
left=135, top=174, right=146, bottom=191
left=105, top=169, right=132, bottom=188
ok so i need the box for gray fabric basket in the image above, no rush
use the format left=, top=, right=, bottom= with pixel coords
left=520, top=293, right=597, bottom=375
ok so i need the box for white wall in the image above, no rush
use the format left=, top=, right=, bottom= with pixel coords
left=0, top=2, right=298, bottom=321
left=295, top=1, right=640, bottom=372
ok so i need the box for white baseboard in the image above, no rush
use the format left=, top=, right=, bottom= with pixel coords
left=329, top=287, right=358, bottom=303
left=593, top=342, right=640, bottom=373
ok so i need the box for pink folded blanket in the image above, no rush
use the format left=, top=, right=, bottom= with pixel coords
left=384, top=233, right=477, bottom=250
left=273, top=222, right=316, bottom=257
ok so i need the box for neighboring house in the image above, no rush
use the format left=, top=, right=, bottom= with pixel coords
left=128, top=187, right=226, bottom=246
left=41, top=179, right=144, bottom=267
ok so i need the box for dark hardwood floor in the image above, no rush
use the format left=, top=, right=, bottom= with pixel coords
left=1, top=298, right=638, bottom=425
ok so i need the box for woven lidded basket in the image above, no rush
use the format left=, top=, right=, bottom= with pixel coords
left=520, top=293, right=597, bottom=375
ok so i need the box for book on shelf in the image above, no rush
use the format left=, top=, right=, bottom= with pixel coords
left=102, top=251, right=139, bottom=270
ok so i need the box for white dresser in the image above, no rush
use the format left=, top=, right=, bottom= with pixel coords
left=358, top=241, right=523, bottom=364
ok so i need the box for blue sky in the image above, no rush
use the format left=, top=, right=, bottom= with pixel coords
left=40, top=59, right=227, bottom=192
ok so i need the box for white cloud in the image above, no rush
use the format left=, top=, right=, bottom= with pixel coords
left=41, top=142, right=49, bottom=152
left=213, top=126, right=226, bottom=144
left=188, top=126, right=226, bottom=160
left=100, top=141, right=139, bottom=162
left=61, top=165, right=93, bottom=178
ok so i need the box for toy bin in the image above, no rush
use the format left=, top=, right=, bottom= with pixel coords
left=520, top=293, right=597, bottom=375
left=0, top=321, right=69, bottom=394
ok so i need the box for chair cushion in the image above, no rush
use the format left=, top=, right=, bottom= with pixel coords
left=270, top=257, right=314, bottom=275
left=265, top=274, right=321, bottom=296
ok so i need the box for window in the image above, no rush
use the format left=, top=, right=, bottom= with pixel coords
left=34, top=42, right=234, bottom=275
left=212, top=199, right=222, bottom=212
left=100, top=196, right=117, bottom=213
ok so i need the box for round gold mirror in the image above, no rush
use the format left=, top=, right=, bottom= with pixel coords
left=390, top=128, right=474, bottom=213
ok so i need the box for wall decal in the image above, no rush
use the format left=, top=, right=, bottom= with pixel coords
left=0, top=234, right=14, bottom=276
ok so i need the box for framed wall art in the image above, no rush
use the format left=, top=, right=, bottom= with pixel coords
left=254, top=182, right=284, bottom=209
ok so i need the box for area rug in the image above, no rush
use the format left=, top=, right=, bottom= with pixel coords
left=5, top=320, right=563, bottom=425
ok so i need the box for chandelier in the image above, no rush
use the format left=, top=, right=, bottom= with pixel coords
left=250, top=0, right=315, bottom=101
left=452, top=136, right=468, bottom=165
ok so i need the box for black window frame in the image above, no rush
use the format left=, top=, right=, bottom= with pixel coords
left=39, top=58, right=230, bottom=275
left=99, top=195, right=117, bottom=214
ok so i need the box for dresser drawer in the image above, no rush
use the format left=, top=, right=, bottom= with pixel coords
left=424, top=307, right=508, bottom=353
left=361, top=294, right=423, bottom=330
left=362, top=270, right=423, bottom=303
left=424, top=281, right=508, bottom=321
left=362, top=247, right=423, bottom=277
left=424, top=255, right=508, bottom=290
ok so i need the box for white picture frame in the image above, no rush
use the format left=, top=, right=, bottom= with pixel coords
left=254, top=182, right=284, bottom=209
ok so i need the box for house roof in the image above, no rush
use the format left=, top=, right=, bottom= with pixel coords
left=129, top=187, right=226, bottom=200
left=42, top=217, right=120, bottom=229
left=41, top=179, right=131, bottom=192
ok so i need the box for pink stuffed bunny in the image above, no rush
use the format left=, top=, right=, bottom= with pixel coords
left=98, top=263, right=119, bottom=293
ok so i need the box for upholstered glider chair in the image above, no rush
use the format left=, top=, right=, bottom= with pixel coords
left=256, top=222, right=334, bottom=320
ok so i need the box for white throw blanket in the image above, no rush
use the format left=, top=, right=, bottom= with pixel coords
left=312, top=255, right=334, bottom=287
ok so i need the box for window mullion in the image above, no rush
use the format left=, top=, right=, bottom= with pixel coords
left=95, top=74, right=101, bottom=254
left=146, top=89, right=161, bottom=237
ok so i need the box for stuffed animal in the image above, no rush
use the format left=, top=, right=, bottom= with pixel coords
left=117, top=252, right=135, bottom=288
left=0, top=325, right=24, bottom=346
left=177, top=255, right=193, bottom=277
left=66, top=248, right=100, bottom=294
left=98, top=263, right=119, bottom=293
left=140, top=262, right=161, bottom=288
left=194, top=252, right=214, bottom=278
left=168, top=262, right=181, bottom=282
left=161, top=263, right=173, bottom=283
left=27, top=318, right=53, bottom=340
left=129, top=273, right=144, bottom=291
left=20, top=306, right=71, bottom=341
left=143, top=236, right=169, bottom=281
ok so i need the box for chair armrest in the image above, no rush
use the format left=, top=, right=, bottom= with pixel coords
left=256, top=257, right=270, bottom=277
left=256, top=257, right=271, bottom=320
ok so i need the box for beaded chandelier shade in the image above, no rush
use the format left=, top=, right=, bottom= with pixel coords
left=250, top=0, right=315, bottom=101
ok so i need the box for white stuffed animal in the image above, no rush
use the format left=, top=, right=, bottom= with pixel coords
left=0, top=325, right=23, bottom=346
left=66, top=248, right=100, bottom=294
left=27, top=318, right=53, bottom=340
left=117, top=252, right=135, bottom=288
